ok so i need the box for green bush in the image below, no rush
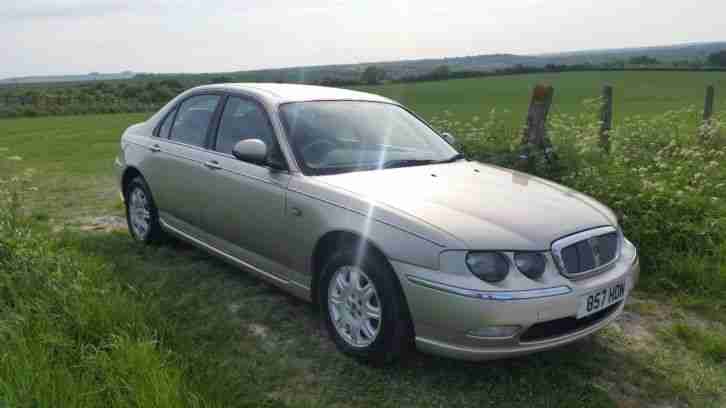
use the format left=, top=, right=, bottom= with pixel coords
left=0, top=80, right=175, bottom=118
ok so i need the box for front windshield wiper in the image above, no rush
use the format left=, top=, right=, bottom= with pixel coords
left=437, top=153, right=466, bottom=164
left=381, top=159, right=438, bottom=169
left=381, top=154, right=465, bottom=169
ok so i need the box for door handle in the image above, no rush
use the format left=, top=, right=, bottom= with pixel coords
left=204, top=160, right=222, bottom=170
left=149, top=144, right=162, bottom=153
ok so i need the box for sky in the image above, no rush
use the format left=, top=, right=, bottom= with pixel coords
left=2, top=0, right=726, bottom=78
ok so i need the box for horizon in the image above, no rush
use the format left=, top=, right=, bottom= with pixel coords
left=4, top=0, right=726, bottom=78
left=3, top=39, right=725, bottom=81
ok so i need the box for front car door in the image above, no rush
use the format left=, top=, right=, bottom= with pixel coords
left=197, top=94, right=293, bottom=279
left=148, top=93, right=223, bottom=230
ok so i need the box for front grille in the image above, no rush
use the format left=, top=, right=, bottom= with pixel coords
left=519, top=301, right=621, bottom=343
left=552, top=227, right=620, bottom=278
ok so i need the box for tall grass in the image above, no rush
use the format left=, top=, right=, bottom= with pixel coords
left=431, top=104, right=726, bottom=299
left=0, top=171, right=202, bottom=406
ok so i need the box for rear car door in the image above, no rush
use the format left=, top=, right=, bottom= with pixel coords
left=147, top=94, right=223, bottom=229
left=198, top=95, right=293, bottom=277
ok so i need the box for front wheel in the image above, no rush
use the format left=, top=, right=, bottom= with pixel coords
left=124, top=177, right=165, bottom=244
left=320, top=247, right=412, bottom=364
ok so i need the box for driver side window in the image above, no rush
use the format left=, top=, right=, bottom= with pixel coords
left=215, top=97, right=275, bottom=155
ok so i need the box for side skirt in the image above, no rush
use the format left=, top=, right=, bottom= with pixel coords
left=160, top=218, right=291, bottom=287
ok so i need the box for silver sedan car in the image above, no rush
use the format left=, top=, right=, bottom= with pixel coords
left=115, top=83, right=639, bottom=364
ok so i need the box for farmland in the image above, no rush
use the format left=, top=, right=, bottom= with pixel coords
left=2, top=71, right=726, bottom=407
left=358, top=71, right=726, bottom=127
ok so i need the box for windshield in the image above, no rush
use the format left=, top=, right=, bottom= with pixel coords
left=279, top=101, right=459, bottom=175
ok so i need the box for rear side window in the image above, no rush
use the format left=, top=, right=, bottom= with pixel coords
left=158, top=107, right=177, bottom=139
left=169, top=95, right=221, bottom=147
left=215, top=97, right=275, bottom=155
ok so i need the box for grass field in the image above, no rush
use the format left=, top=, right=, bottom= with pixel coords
left=2, top=72, right=726, bottom=407
left=1, top=113, right=147, bottom=220
left=359, top=71, right=726, bottom=127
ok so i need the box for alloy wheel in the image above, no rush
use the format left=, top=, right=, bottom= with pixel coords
left=128, top=187, right=151, bottom=240
left=327, top=265, right=382, bottom=348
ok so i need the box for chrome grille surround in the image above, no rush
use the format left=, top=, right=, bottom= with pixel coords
left=551, top=226, right=622, bottom=280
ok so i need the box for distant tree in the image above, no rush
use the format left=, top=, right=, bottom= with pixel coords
left=544, top=64, right=562, bottom=71
left=628, top=56, right=659, bottom=65
left=361, top=66, right=386, bottom=85
left=93, top=81, right=110, bottom=92
left=603, top=60, right=626, bottom=69
left=707, top=50, right=726, bottom=67
left=160, top=79, right=184, bottom=89
left=150, top=86, right=175, bottom=103
left=672, top=59, right=691, bottom=67
left=121, top=85, right=143, bottom=99
left=211, top=76, right=234, bottom=84
left=430, top=65, right=451, bottom=79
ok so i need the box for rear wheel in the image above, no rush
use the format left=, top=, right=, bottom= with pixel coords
left=320, top=247, right=412, bottom=364
left=125, top=177, right=165, bottom=244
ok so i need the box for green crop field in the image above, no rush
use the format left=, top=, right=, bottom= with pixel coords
left=2, top=71, right=726, bottom=407
left=360, top=71, right=726, bottom=127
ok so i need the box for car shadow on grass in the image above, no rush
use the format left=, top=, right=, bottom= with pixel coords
left=67, top=230, right=683, bottom=408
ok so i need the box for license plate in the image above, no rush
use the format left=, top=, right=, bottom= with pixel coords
left=577, top=280, right=626, bottom=319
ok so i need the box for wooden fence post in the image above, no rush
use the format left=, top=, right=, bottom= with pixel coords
left=521, top=84, right=554, bottom=147
left=703, top=85, right=715, bottom=122
left=600, top=85, right=613, bottom=152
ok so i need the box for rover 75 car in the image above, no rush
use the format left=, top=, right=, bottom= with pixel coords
left=115, top=83, right=639, bottom=363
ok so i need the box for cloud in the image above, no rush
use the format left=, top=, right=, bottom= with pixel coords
left=1, top=0, right=342, bottom=21
left=1, top=0, right=724, bottom=78
left=3, top=0, right=133, bottom=20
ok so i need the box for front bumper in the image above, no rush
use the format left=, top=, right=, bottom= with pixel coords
left=394, top=243, right=640, bottom=361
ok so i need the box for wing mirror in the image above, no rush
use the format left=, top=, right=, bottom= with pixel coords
left=441, top=132, right=457, bottom=146
left=232, top=139, right=268, bottom=165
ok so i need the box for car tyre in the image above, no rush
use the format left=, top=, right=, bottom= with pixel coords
left=320, top=246, right=412, bottom=365
left=125, top=176, right=165, bottom=244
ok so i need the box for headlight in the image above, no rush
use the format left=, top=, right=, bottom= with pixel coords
left=513, top=252, right=547, bottom=280
left=466, top=252, right=509, bottom=283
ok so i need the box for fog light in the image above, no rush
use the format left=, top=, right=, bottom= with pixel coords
left=467, top=325, right=521, bottom=339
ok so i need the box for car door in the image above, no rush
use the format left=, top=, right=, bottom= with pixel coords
left=198, top=95, right=293, bottom=277
left=146, top=93, right=223, bottom=230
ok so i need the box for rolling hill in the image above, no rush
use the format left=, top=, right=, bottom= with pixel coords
left=2, top=41, right=725, bottom=85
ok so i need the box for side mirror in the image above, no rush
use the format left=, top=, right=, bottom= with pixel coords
left=442, top=132, right=457, bottom=146
left=232, top=139, right=268, bottom=165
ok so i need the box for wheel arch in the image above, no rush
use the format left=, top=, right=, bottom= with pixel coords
left=121, top=166, right=143, bottom=199
left=310, top=230, right=413, bottom=326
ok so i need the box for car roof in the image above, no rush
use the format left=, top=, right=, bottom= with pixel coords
left=193, top=83, right=398, bottom=105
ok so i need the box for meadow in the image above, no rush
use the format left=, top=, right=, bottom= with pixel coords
left=1, top=71, right=726, bottom=407
left=359, top=71, right=726, bottom=127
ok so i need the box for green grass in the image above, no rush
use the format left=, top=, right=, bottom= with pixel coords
left=669, top=323, right=726, bottom=363
left=6, top=224, right=723, bottom=407
left=0, top=113, right=147, bottom=220
left=358, top=71, right=726, bottom=127
left=2, top=71, right=726, bottom=407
